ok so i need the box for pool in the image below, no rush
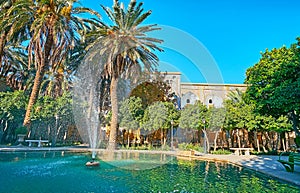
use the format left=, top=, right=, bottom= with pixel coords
left=0, top=151, right=299, bottom=193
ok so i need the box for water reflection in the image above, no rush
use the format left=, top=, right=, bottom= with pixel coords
left=0, top=151, right=299, bottom=193
left=97, top=151, right=174, bottom=170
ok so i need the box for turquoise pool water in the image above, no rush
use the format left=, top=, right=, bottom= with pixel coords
left=0, top=151, right=299, bottom=193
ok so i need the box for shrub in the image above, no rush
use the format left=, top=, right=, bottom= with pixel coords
left=211, top=149, right=232, bottom=155
left=15, top=126, right=27, bottom=135
left=178, top=143, right=203, bottom=152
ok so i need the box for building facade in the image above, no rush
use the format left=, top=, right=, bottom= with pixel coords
left=163, top=72, right=247, bottom=108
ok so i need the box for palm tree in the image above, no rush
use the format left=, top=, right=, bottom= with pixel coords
left=2, top=0, right=101, bottom=127
left=88, top=0, right=163, bottom=150
left=0, top=43, right=29, bottom=90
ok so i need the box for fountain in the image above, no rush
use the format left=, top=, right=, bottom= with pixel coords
left=72, top=45, right=105, bottom=166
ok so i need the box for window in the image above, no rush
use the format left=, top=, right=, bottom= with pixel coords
left=186, top=99, right=190, bottom=104
left=209, top=99, right=213, bottom=104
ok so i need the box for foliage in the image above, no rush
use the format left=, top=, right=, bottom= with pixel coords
left=245, top=39, right=300, bottom=135
left=0, top=0, right=101, bottom=126
left=223, top=92, right=254, bottom=130
left=130, top=81, right=168, bottom=108
left=223, top=90, right=291, bottom=133
left=179, top=101, right=207, bottom=130
left=178, top=142, right=203, bottom=152
left=15, top=126, right=27, bottom=135
left=119, top=96, right=144, bottom=130
left=142, top=101, right=179, bottom=131
left=86, top=0, right=163, bottom=150
left=0, top=90, right=28, bottom=143
left=0, top=90, right=27, bottom=123
left=210, top=149, right=232, bottom=155
left=32, top=91, right=73, bottom=121
left=30, top=91, right=74, bottom=146
left=207, top=107, right=226, bottom=131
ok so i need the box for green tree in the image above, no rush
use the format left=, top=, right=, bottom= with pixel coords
left=245, top=39, right=300, bottom=136
left=207, top=107, right=226, bottom=151
left=179, top=101, right=208, bottom=150
left=0, top=90, right=28, bottom=143
left=119, top=96, right=144, bottom=130
left=224, top=90, right=291, bottom=151
left=88, top=0, right=163, bottom=150
left=32, top=91, right=74, bottom=146
left=1, top=0, right=100, bottom=127
left=0, top=0, right=30, bottom=90
left=142, top=101, right=179, bottom=146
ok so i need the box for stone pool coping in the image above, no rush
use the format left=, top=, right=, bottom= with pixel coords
left=1, top=146, right=299, bottom=187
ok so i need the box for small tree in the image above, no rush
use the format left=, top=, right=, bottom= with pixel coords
left=119, top=96, right=144, bottom=146
left=207, top=107, right=226, bottom=151
left=179, top=101, right=208, bottom=151
left=119, top=96, right=144, bottom=130
left=142, top=101, right=179, bottom=147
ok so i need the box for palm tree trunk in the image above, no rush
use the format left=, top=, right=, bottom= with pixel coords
left=107, top=76, right=118, bottom=150
left=23, top=66, right=45, bottom=126
left=0, top=32, right=6, bottom=65
left=23, top=32, right=54, bottom=127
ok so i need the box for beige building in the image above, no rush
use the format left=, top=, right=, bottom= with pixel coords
left=163, top=72, right=247, bottom=108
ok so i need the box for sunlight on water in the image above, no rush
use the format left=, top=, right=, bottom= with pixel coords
left=0, top=151, right=299, bottom=193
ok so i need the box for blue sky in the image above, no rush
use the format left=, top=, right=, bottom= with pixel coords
left=84, top=0, right=300, bottom=83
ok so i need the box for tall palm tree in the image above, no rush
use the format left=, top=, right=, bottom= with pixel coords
left=88, top=0, right=163, bottom=150
left=2, top=0, right=101, bottom=127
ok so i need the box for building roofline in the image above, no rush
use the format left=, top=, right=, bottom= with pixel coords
left=180, top=82, right=248, bottom=87
left=161, top=71, right=182, bottom=75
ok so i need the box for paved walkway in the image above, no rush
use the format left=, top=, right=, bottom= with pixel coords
left=181, top=153, right=300, bottom=187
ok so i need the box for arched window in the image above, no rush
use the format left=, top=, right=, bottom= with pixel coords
left=186, top=99, right=190, bottom=104
left=209, top=99, right=213, bottom=104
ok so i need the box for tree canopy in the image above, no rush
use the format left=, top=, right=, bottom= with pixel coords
left=245, top=38, right=300, bottom=135
left=179, top=101, right=207, bottom=130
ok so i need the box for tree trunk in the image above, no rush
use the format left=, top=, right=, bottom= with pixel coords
left=23, top=32, right=54, bottom=127
left=265, top=132, right=271, bottom=151
left=107, top=76, right=118, bottom=150
left=254, top=131, right=260, bottom=152
left=23, top=65, right=45, bottom=127
left=285, top=132, right=289, bottom=151
left=202, top=129, right=210, bottom=153
left=281, top=132, right=286, bottom=151
left=0, top=32, right=6, bottom=65
left=291, top=111, right=300, bottom=136
left=213, top=129, right=220, bottom=152
left=275, top=132, right=280, bottom=150
left=236, top=129, right=241, bottom=148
